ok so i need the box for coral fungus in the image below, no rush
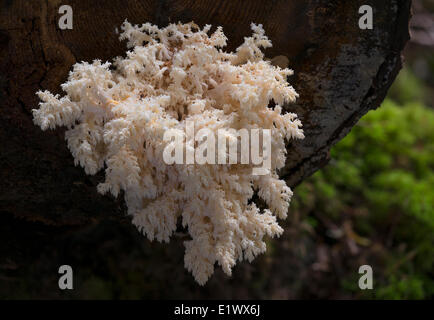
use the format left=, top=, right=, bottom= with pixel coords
left=32, top=20, right=304, bottom=284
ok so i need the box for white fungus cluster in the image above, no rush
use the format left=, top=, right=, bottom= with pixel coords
left=32, top=21, right=304, bottom=285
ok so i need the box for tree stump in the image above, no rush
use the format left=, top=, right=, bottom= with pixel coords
left=0, top=0, right=411, bottom=298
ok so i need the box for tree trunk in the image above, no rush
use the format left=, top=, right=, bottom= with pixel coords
left=0, top=0, right=411, bottom=298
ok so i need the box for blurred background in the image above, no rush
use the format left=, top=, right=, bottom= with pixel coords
left=1, top=0, right=432, bottom=299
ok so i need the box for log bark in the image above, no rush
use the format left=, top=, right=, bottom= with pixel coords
left=0, top=0, right=411, bottom=298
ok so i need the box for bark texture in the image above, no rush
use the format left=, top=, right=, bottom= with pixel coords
left=0, top=0, right=411, bottom=298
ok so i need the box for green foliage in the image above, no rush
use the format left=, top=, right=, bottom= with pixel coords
left=388, top=68, right=427, bottom=105
left=294, top=95, right=434, bottom=299
left=376, top=276, right=426, bottom=300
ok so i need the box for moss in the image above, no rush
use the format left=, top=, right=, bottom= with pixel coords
left=293, top=95, right=434, bottom=299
